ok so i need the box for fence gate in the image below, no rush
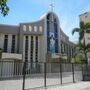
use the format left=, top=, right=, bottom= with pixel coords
left=0, top=61, right=84, bottom=90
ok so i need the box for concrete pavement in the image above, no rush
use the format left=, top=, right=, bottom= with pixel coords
left=29, top=82, right=90, bottom=90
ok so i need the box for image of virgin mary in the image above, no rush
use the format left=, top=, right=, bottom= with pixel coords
left=49, top=33, right=55, bottom=54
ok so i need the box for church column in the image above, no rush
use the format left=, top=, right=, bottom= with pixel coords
left=15, top=35, right=17, bottom=53
left=23, top=36, right=25, bottom=61
left=28, top=36, right=31, bottom=69
left=8, top=34, right=12, bottom=53
left=0, top=34, right=4, bottom=49
left=38, top=36, right=40, bottom=62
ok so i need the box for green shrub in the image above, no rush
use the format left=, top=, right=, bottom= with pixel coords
left=71, top=54, right=85, bottom=64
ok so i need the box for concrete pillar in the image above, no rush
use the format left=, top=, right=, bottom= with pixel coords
left=0, top=34, right=4, bottom=49
left=8, top=34, right=12, bottom=53
left=23, top=36, right=25, bottom=61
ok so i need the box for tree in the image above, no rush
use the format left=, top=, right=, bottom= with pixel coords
left=72, top=21, right=90, bottom=63
left=0, top=0, right=9, bottom=16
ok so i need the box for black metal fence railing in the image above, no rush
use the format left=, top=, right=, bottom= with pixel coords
left=0, top=61, right=89, bottom=90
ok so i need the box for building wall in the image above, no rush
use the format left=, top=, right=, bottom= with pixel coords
left=85, top=33, right=90, bottom=45
left=79, top=12, right=90, bottom=23
left=0, top=12, right=75, bottom=63
left=79, top=12, right=90, bottom=46
left=60, top=29, right=75, bottom=62
left=0, top=33, right=4, bottom=49
left=0, top=33, right=18, bottom=53
left=0, top=12, right=77, bottom=75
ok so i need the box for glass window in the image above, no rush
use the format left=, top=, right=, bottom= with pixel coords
left=25, top=36, right=28, bottom=61
left=30, top=36, right=33, bottom=68
left=34, top=26, right=37, bottom=32
left=39, top=26, right=42, bottom=32
left=29, top=26, right=32, bottom=32
left=36, top=36, right=38, bottom=62
left=3, top=35, right=8, bottom=52
left=23, top=25, right=26, bottom=31
left=11, top=35, right=16, bottom=53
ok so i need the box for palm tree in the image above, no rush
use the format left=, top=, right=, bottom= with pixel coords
left=72, top=21, right=90, bottom=63
left=77, top=41, right=90, bottom=63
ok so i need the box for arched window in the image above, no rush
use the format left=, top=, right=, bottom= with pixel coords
left=29, top=26, right=32, bottom=32
left=23, top=25, right=26, bottom=31
left=39, top=26, right=43, bottom=32
left=34, top=26, right=37, bottom=32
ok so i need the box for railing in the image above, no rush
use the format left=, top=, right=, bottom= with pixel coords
left=0, top=61, right=88, bottom=90
left=0, top=61, right=24, bottom=78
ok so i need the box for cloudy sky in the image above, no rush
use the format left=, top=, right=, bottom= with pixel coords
left=0, top=0, right=90, bottom=42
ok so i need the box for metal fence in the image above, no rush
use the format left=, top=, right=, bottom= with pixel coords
left=0, top=61, right=87, bottom=90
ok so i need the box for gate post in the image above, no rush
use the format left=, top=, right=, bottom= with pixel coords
left=22, top=62, right=26, bottom=90
left=44, top=62, right=46, bottom=88
left=81, top=63, right=84, bottom=81
left=72, top=63, right=75, bottom=83
left=0, top=61, right=3, bottom=79
left=60, top=62, right=62, bottom=84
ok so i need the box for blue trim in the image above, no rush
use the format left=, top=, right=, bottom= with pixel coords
left=47, top=21, right=50, bottom=51
left=54, top=23, right=58, bottom=53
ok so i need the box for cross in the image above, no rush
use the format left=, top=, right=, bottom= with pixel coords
left=50, top=3, right=54, bottom=12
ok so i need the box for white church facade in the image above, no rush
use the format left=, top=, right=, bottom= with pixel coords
left=0, top=12, right=75, bottom=76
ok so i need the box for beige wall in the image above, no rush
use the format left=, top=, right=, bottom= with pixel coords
left=0, top=33, right=4, bottom=49
left=85, top=33, right=90, bottom=45
left=79, top=12, right=90, bottom=23
left=79, top=12, right=90, bottom=45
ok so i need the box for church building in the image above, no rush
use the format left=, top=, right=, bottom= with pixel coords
left=0, top=11, right=75, bottom=74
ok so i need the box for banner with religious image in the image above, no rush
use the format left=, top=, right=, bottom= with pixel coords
left=49, top=32, right=55, bottom=54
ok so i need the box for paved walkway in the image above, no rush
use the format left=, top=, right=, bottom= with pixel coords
left=1, top=80, right=90, bottom=90
left=0, top=72, right=89, bottom=90
left=46, top=82, right=90, bottom=90
left=29, top=82, right=90, bottom=90
left=0, top=79, right=90, bottom=90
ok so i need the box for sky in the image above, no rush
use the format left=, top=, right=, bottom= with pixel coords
left=0, top=0, right=90, bottom=42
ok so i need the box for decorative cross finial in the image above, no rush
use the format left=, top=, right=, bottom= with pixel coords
left=50, top=2, right=54, bottom=12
